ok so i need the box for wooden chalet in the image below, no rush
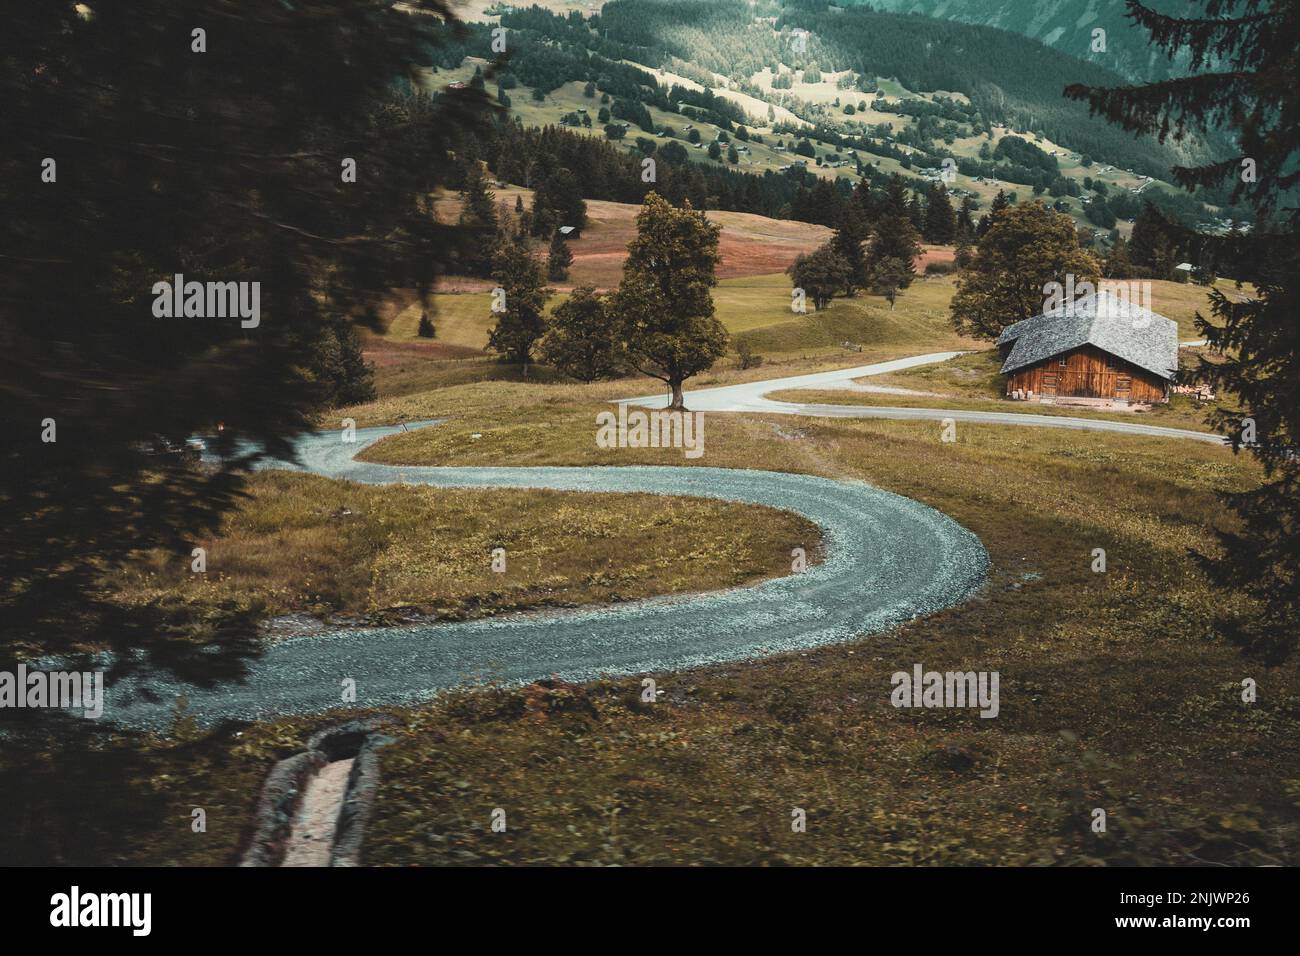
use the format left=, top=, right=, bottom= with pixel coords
left=998, top=290, right=1179, bottom=405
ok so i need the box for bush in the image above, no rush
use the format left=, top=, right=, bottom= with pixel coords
left=924, top=260, right=956, bottom=275
left=736, top=339, right=764, bottom=370
left=416, top=311, right=435, bottom=338
left=538, top=286, right=621, bottom=382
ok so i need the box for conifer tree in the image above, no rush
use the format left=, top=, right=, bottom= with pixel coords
left=924, top=183, right=957, bottom=244
left=1128, top=202, right=1168, bottom=271
left=547, top=230, right=573, bottom=282
left=0, top=0, right=475, bottom=669
left=487, top=234, right=550, bottom=368
left=866, top=213, right=923, bottom=290
left=458, top=161, right=499, bottom=277
left=831, top=202, right=871, bottom=295
left=977, top=189, right=1011, bottom=237
left=1067, top=0, right=1300, bottom=660
left=957, top=195, right=977, bottom=233
left=1103, top=235, right=1133, bottom=279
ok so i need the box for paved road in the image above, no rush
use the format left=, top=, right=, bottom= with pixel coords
left=101, top=423, right=988, bottom=730
left=619, top=352, right=969, bottom=413
left=619, top=351, right=1229, bottom=445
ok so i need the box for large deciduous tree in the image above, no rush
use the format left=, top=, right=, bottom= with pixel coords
left=609, top=193, right=727, bottom=410
left=950, top=201, right=1101, bottom=340
left=789, top=243, right=851, bottom=311
left=870, top=257, right=911, bottom=310
left=539, top=286, right=622, bottom=382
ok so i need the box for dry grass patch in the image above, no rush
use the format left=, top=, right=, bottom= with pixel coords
left=116, top=471, right=822, bottom=627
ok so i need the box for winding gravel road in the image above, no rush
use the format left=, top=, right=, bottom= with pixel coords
left=103, top=423, right=987, bottom=730
left=96, top=346, right=1228, bottom=729
left=618, top=351, right=1229, bottom=445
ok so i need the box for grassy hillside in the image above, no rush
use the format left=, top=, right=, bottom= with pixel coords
left=356, top=409, right=1290, bottom=867
left=24, top=187, right=1289, bottom=870
left=378, top=254, right=1242, bottom=382
left=431, top=183, right=831, bottom=292
left=68, top=362, right=1295, bottom=868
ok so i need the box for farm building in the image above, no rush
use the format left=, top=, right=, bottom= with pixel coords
left=998, top=290, right=1179, bottom=404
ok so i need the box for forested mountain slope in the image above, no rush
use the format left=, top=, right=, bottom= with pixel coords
left=426, top=1, right=1246, bottom=233
left=597, top=0, right=1203, bottom=177
left=854, top=0, right=1203, bottom=83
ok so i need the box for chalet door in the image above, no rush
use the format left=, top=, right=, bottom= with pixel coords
left=1115, top=375, right=1132, bottom=400
left=1041, top=371, right=1058, bottom=394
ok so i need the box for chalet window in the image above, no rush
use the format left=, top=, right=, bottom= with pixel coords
left=1105, top=356, right=1116, bottom=370
left=1058, top=357, right=1068, bottom=367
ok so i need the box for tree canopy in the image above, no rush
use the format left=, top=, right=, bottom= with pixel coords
left=789, top=244, right=851, bottom=311
left=608, top=193, right=727, bottom=409
left=0, top=0, right=479, bottom=678
left=1068, top=0, right=1300, bottom=661
left=950, top=201, right=1101, bottom=340
left=539, top=286, right=622, bottom=383
left=487, top=234, right=551, bottom=366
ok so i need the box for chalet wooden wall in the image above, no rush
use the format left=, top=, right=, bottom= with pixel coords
left=1005, top=345, right=1168, bottom=403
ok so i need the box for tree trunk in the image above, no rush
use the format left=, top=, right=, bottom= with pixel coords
left=669, top=378, right=685, bottom=410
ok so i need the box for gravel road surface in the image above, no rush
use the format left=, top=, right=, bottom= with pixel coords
left=102, top=422, right=987, bottom=730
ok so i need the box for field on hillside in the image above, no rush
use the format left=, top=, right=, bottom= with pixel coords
left=385, top=271, right=960, bottom=353
left=20, top=207, right=1290, bottom=867
left=370, top=253, right=1250, bottom=424
left=352, top=410, right=1292, bottom=867
left=51, top=362, right=1298, bottom=867
left=16, top=0, right=1294, bottom=890
left=432, top=186, right=831, bottom=291
left=728, top=275, right=974, bottom=357
left=334, top=360, right=1290, bottom=867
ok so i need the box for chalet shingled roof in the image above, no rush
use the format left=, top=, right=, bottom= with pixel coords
left=998, top=289, right=1179, bottom=381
